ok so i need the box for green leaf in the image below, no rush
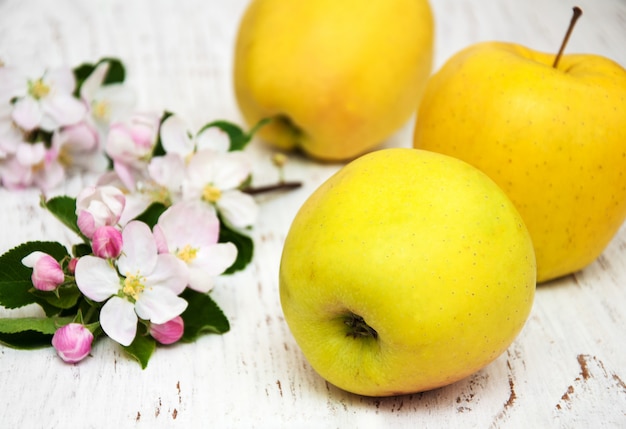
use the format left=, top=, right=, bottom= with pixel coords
left=124, top=329, right=156, bottom=369
left=31, top=285, right=82, bottom=310
left=151, top=111, right=174, bottom=158
left=41, top=195, right=83, bottom=238
left=180, top=289, right=230, bottom=342
left=198, top=118, right=270, bottom=152
left=0, top=316, right=74, bottom=349
left=73, top=57, right=126, bottom=96
left=0, top=242, right=70, bottom=309
left=219, top=222, right=254, bottom=274
left=72, top=243, right=92, bottom=258
left=133, top=202, right=168, bottom=229
left=99, top=57, right=125, bottom=85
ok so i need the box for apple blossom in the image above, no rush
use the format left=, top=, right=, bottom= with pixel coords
left=11, top=67, right=86, bottom=132
left=80, top=61, right=136, bottom=131
left=183, top=149, right=258, bottom=229
left=52, top=323, right=94, bottom=364
left=145, top=153, right=186, bottom=205
left=52, top=121, right=108, bottom=174
left=74, top=221, right=189, bottom=346
left=0, top=142, right=65, bottom=190
left=149, top=316, right=184, bottom=345
left=21, top=251, right=65, bottom=291
left=105, top=111, right=160, bottom=190
left=154, top=200, right=237, bottom=292
left=75, top=185, right=126, bottom=238
left=91, top=225, right=123, bottom=259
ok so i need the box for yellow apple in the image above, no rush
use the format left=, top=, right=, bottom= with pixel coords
left=233, top=0, right=434, bottom=161
left=279, top=148, right=536, bottom=396
left=413, top=39, right=626, bottom=283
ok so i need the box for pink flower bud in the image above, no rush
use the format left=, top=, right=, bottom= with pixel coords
left=67, top=257, right=79, bottom=274
left=52, top=323, right=94, bottom=364
left=91, top=226, right=123, bottom=259
left=149, top=316, right=184, bottom=345
left=76, top=185, right=126, bottom=238
left=21, top=251, right=65, bottom=291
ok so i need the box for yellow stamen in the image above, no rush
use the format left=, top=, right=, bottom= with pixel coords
left=176, top=244, right=198, bottom=263
left=31, top=79, right=50, bottom=99
left=202, top=185, right=222, bottom=203
left=92, top=100, right=111, bottom=122
left=122, top=272, right=146, bottom=300
left=57, top=146, right=73, bottom=168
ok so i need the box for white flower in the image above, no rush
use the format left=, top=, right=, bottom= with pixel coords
left=183, top=149, right=258, bottom=229
left=11, top=67, right=87, bottom=132
left=80, top=61, right=135, bottom=132
left=154, top=200, right=237, bottom=293
left=74, top=221, right=189, bottom=346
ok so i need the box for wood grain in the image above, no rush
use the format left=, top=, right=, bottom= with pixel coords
left=1, top=0, right=625, bottom=427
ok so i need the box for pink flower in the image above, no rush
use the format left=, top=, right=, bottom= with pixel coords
left=0, top=142, right=65, bottom=191
left=154, top=200, right=237, bottom=293
left=52, top=121, right=108, bottom=173
left=105, top=112, right=161, bottom=190
left=67, top=257, right=79, bottom=274
left=51, top=323, right=94, bottom=363
left=150, top=316, right=184, bottom=345
left=21, top=251, right=65, bottom=291
left=76, top=185, right=126, bottom=238
left=91, top=226, right=123, bottom=259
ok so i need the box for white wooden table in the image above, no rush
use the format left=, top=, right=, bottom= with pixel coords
left=1, top=0, right=626, bottom=427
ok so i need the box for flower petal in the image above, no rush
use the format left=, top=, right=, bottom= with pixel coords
left=148, top=153, right=185, bottom=191
left=146, top=253, right=189, bottom=295
left=40, top=92, right=87, bottom=130
left=74, top=255, right=120, bottom=302
left=99, top=296, right=137, bottom=346
left=79, top=61, right=109, bottom=101
left=45, top=67, right=77, bottom=94
left=157, top=200, right=220, bottom=249
left=117, top=221, right=158, bottom=276
left=195, top=126, right=230, bottom=153
left=12, top=97, right=42, bottom=131
left=134, top=287, right=188, bottom=324
left=217, top=190, right=259, bottom=229
left=211, top=151, right=252, bottom=190
left=160, top=114, right=194, bottom=156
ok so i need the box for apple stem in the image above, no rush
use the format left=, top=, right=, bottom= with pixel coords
left=552, top=6, right=583, bottom=69
left=242, top=180, right=302, bottom=195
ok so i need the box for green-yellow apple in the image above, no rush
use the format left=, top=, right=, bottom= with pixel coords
left=413, top=10, right=626, bottom=283
left=279, top=148, right=536, bottom=396
left=233, top=0, right=434, bottom=161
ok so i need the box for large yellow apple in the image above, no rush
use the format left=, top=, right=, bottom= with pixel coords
left=233, top=0, right=434, bottom=161
left=413, top=41, right=626, bottom=283
left=279, top=148, right=536, bottom=396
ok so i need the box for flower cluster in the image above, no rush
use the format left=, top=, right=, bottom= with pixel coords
left=0, top=58, right=297, bottom=367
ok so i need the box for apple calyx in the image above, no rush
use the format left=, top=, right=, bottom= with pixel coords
left=343, top=313, right=378, bottom=340
left=552, top=6, right=583, bottom=69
